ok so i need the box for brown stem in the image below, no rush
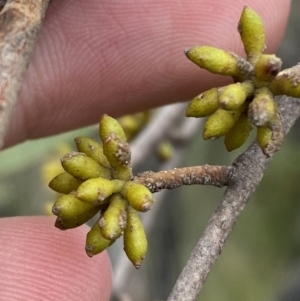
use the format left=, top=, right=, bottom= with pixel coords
left=167, top=96, right=300, bottom=301
left=0, top=0, right=51, bottom=149
left=134, top=165, right=233, bottom=193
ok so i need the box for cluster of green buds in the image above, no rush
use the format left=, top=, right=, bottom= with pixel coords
left=49, top=115, right=154, bottom=269
left=185, top=6, right=299, bottom=155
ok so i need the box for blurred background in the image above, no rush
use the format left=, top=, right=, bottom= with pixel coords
left=1, top=1, right=300, bottom=300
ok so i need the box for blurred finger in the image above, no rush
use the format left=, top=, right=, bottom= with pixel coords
left=4, top=0, right=290, bottom=147
left=0, top=216, right=112, bottom=301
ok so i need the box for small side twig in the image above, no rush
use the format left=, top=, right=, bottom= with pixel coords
left=0, top=0, right=51, bottom=149
left=134, top=165, right=233, bottom=193
left=167, top=96, right=300, bottom=301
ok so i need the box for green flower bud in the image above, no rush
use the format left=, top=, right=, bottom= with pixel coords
left=52, top=194, right=98, bottom=219
left=85, top=218, right=115, bottom=257
left=74, top=137, right=110, bottom=169
left=120, top=181, right=154, bottom=212
left=224, top=112, right=253, bottom=151
left=256, top=114, right=283, bottom=156
left=102, top=133, right=132, bottom=181
left=49, top=172, right=83, bottom=194
left=118, top=111, right=151, bottom=141
left=248, top=88, right=276, bottom=126
left=184, top=46, right=243, bottom=76
left=269, top=65, right=300, bottom=98
left=156, top=140, right=174, bottom=162
left=99, top=194, right=128, bottom=240
left=55, top=206, right=101, bottom=230
left=99, top=114, right=127, bottom=142
left=257, top=125, right=272, bottom=152
left=238, top=6, right=266, bottom=64
left=75, top=178, right=121, bottom=204
left=203, top=109, right=241, bottom=140
left=185, top=87, right=219, bottom=118
left=218, top=81, right=254, bottom=110
left=124, top=206, right=147, bottom=269
left=254, top=54, right=282, bottom=82
left=61, top=152, right=111, bottom=180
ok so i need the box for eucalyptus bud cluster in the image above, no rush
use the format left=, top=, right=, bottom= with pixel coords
left=49, top=115, right=154, bottom=268
left=185, top=6, right=297, bottom=156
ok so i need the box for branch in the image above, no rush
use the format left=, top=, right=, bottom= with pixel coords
left=167, top=96, right=300, bottom=301
left=130, top=105, right=233, bottom=192
left=134, top=165, right=233, bottom=192
left=0, top=0, right=51, bottom=149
